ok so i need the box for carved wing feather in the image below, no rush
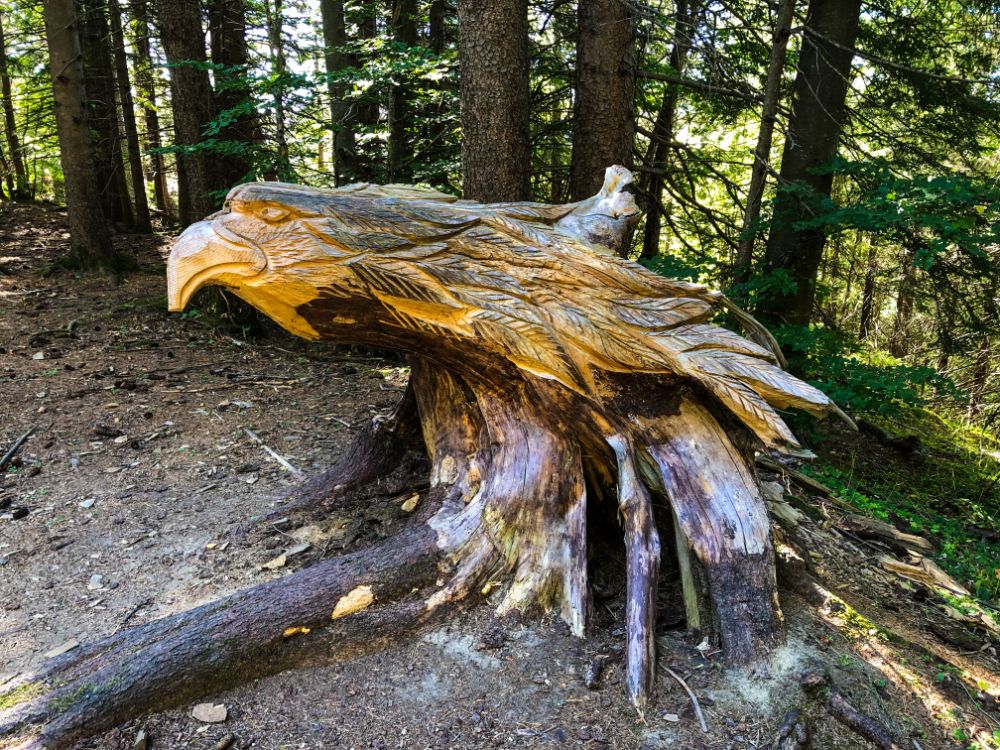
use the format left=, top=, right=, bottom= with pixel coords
left=306, top=191, right=839, bottom=449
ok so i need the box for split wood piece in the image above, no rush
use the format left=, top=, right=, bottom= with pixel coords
left=609, top=435, right=660, bottom=708
left=638, top=398, right=782, bottom=665
left=801, top=672, right=901, bottom=750
left=879, top=555, right=970, bottom=597
left=838, top=514, right=934, bottom=556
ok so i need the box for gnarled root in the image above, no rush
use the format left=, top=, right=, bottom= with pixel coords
left=1, top=364, right=785, bottom=748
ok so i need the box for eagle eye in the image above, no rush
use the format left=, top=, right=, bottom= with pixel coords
left=256, top=205, right=291, bottom=223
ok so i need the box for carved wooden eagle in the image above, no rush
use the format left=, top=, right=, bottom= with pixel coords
left=167, top=167, right=847, bottom=451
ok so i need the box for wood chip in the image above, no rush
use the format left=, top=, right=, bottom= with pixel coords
left=45, top=639, right=80, bottom=659
left=191, top=703, right=228, bottom=723
left=261, top=553, right=287, bottom=570
left=400, top=493, right=421, bottom=513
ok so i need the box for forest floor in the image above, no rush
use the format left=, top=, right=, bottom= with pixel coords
left=1, top=201, right=999, bottom=750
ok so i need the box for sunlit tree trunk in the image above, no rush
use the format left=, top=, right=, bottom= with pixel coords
left=108, top=0, right=152, bottom=232
left=569, top=0, right=634, bottom=202
left=387, top=0, right=417, bottom=182
left=265, top=0, right=291, bottom=179
left=758, top=0, right=862, bottom=326
left=0, top=17, right=28, bottom=199
left=889, top=245, right=916, bottom=357
left=0, top=143, right=12, bottom=198
left=638, top=0, right=701, bottom=260
left=209, top=0, right=257, bottom=188
left=458, top=0, right=531, bottom=201
left=858, top=244, right=878, bottom=340
left=130, top=0, right=171, bottom=219
left=967, top=336, right=992, bottom=420
left=159, top=0, right=221, bottom=224
left=732, top=0, right=796, bottom=286
left=44, top=0, right=122, bottom=271
left=319, top=0, right=357, bottom=184
left=78, top=0, right=135, bottom=229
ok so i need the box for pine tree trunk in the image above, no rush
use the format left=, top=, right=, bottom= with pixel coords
left=757, top=0, right=862, bottom=326
left=78, top=0, right=135, bottom=230
left=858, top=243, right=878, bottom=340
left=732, top=0, right=796, bottom=287
left=355, top=3, right=378, bottom=132
left=458, top=0, right=531, bottom=201
left=319, top=0, right=357, bottom=185
left=638, top=0, right=701, bottom=260
left=967, top=336, right=992, bottom=420
left=108, top=0, right=152, bottom=232
left=130, top=0, right=171, bottom=219
left=0, top=142, right=12, bottom=198
left=889, top=245, right=916, bottom=356
left=387, top=0, right=417, bottom=182
left=43, top=0, right=122, bottom=271
left=158, top=0, right=222, bottom=225
left=264, top=0, right=291, bottom=179
left=569, top=0, right=635, bottom=202
left=0, top=17, right=29, bottom=200
left=209, top=0, right=258, bottom=189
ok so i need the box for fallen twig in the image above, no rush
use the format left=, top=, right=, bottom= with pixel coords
left=244, top=428, right=304, bottom=478
left=663, top=665, right=708, bottom=733
left=0, top=426, right=36, bottom=473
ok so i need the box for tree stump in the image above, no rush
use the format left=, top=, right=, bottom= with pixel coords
left=0, top=167, right=849, bottom=748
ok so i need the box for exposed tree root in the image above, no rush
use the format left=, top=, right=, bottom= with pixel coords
left=771, top=709, right=809, bottom=750
left=801, top=672, right=901, bottom=750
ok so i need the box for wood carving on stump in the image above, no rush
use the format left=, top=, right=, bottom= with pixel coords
left=0, top=167, right=851, bottom=748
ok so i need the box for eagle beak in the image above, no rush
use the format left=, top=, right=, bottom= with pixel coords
left=167, top=220, right=267, bottom=312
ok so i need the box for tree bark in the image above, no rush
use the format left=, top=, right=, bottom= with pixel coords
left=265, top=0, right=291, bottom=179
left=858, top=243, right=878, bottom=340
left=638, top=0, right=701, bottom=260
left=0, top=16, right=29, bottom=200
left=319, top=0, right=357, bottom=185
left=78, top=0, right=135, bottom=230
left=889, top=244, right=916, bottom=356
left=732, top=0, right=797, bottom=287
left=158, top=0, right=223, bottom=225
left=458, top=0, right=531, bottom=201
left=209, top=0, right=258, bottom=188
left=387, top=0, right=417, bottom=182
left=967, top=336, right=992, bottom=420
left=108, top=0, right=152, bottom=232
left=130, top=0, right=171, bottom=219
left=43, top=0, right=122, bottom=271
left=569, top=0, right=635, bottom=202
left=429, top=0, right=446, bottom=52
left=757, top=0, right=862, bottom=326
left=353, top=2, right=380, bottom=140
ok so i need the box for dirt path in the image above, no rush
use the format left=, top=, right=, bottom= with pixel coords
left=1, top=202, right=997, bottom=749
